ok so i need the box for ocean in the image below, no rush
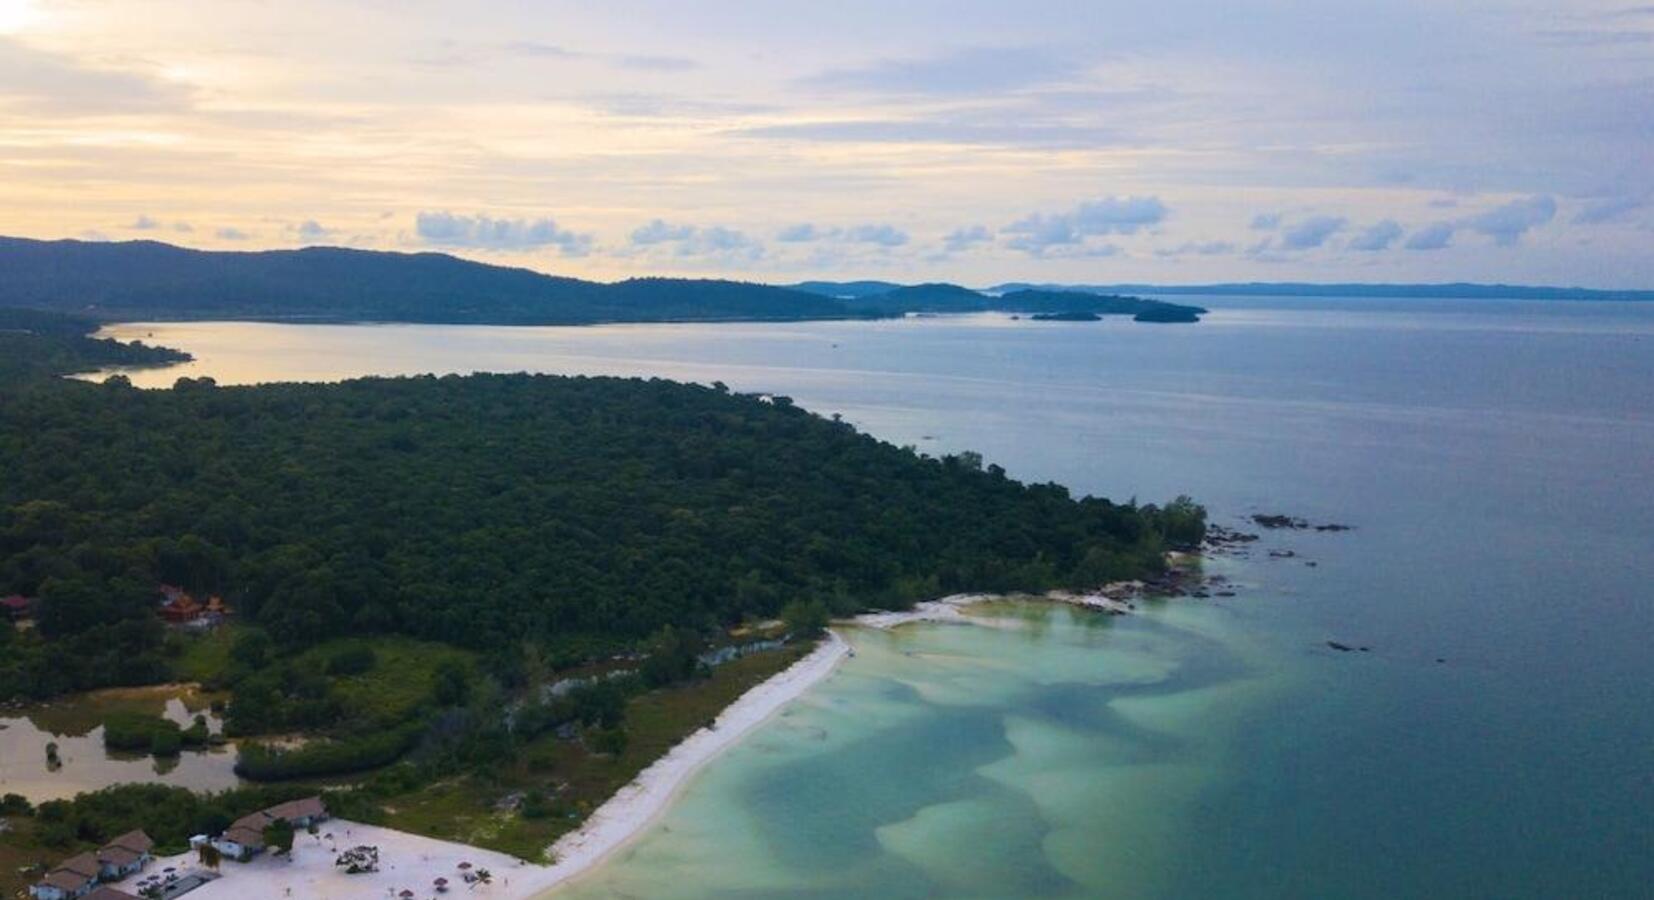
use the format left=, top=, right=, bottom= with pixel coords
left=96, top=296, right=1654, bottom=897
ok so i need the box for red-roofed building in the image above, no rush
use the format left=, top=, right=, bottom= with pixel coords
left=3, top=594, right=36, bottom=621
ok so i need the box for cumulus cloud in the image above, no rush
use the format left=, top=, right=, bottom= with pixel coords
left=1405, top=222, right=1455, bottom=251
left=1348, top=220, right=1404, bottom=252
left=777, top=223, right=831, bottom=242
left=415, top=211, right=592, bottom=255
left=631, top=219, right=696, bottom=245
left=1250, top=213, right=1282, bottom=230
left=1003, top=195, right=1166, bottom=256
left=1466, top=195, right=1555, bottom=246
left=942, top=225, right=993, bottom=253
left=844, top=224, right=909, bottom=247
left=625, top=220, right=764, bottom=261
left=216, top=227, right=250, bottom=241
left=129, top=215, right=160, bottom=230
left=294, top=220, right=332, bottom=242
left=1280, top=216, right=1346, bottom=250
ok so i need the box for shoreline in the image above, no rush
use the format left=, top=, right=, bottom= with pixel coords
left=88, top=590, right=1162, bottom=899
left=522, top=629, right=852, bottom=895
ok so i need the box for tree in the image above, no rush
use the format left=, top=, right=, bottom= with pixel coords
left=263, top=817, right=296, bottom=856
left=431, top=659, right=471, bottom=706
left=198, top=842, right=222, bottom=870
left=780, top=599, right=829, bottom=638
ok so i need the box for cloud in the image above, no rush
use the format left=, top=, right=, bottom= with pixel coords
left=776, top=223, right=830, bottom=242
left=130, top=215, right=160, bottom=230
left=415, top=211, right=592, bottom=255
left=1155, top=240, right=1236, bottom=257
left=1002, top=196, right=1165, bottom=256
left=844, top=224, right=909, bottom=247
left=942, top=225, right=993, bottom=253
left=1466, top=195, right=1555, bottom=246
left=1250, top=213, right=1282, bottom=230
left=0, top=36, right=189, bottom=116
left=679, top=226, right=763, bottom=260
left=216, top=227, right=251, bottom=241
left=173, top=222, right=194, bottom=233
left=624, top=221, right=764, bottom=261
left=1405, top=222, right=1455, bottom=251
left=797, top=47, right=1083, bottom=97
left=1280, top=216, right=1346, bottom=250
left=1348, top=220, right=1404, bottom=252
left=295, top=220, right=332, bottom=242
left=631, top=219, right=697, bottom=245
left=1572, top=195, right=1646, bottom=225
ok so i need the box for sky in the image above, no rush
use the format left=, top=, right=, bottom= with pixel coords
left=1, top=0, right=1651, bottom=287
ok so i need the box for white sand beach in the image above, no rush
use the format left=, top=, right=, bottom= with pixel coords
left=105, top=593, right=1138, bottom=899
left=527, top=630, right=850, bottom=893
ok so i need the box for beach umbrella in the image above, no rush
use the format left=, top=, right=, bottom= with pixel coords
left=434, top=877, right=448, bottom=885
left=400, top=890, right=415, bottom=898
left=457, top=861, right=471, bottom=869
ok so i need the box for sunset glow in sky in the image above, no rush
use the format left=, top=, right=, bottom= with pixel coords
left=3, top=0, right=1652, bottom=285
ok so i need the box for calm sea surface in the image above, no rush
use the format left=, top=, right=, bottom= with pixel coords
left=93, top=297, right=1654, bottom=898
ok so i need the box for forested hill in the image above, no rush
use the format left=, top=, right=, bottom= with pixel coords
left=0, top=308, right=190, bottom=381
left=0, top=236, right=1202, bottom=325
left=0, top=237, right=854, bottom=324
left=0, top=370, right=1204, bottom=700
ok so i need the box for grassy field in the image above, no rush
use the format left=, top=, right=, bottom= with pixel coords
left=378, top=642, right=812, bottom=861
left=0, top=817, right=53, bottom=899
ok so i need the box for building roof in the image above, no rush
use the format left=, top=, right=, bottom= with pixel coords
left=40, top=868, right=94, bottom=892
left=223, top=825, right=266, bottom=848
left=265, top=796, right=327, bottom=822
left=96, top=845, right=142, bottom=867
left=86, top=887, right=142, bottom=900
left=103, top=829, right=154, bottom=854
left=56, top=852, right=102, bottom=878
left=231, top=811, right=273, bottom=832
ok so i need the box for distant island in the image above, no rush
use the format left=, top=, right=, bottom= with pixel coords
left=986, top=281, right=1654, bottom=302
left=1030, top=311, right=1102, bottom=322
left=0, top=236, right=1202, bottom=325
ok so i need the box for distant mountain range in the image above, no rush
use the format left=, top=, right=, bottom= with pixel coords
left=3, top=237, right=1640, bottom=329
left=0, top=237, right=1202, bottom=324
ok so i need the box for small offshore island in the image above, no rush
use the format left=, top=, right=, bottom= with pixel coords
left=0, top=311, right=1208, bottom=898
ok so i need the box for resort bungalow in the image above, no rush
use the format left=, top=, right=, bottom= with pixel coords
left=29, top=852, right=100, bottom=900
left=30, top=832, right=151, bottom=900
left=209, top=795, right=329, bottom=861
left=261, top=796, right=329, bottom=829
left=95, top=830, right=153, bottom=880
left=3, top=594, right=36, bottom=622
left=210, top=823, right=267, bottom=861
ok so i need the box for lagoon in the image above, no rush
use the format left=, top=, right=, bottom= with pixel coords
left=89, top=297, right=1654, bottom=897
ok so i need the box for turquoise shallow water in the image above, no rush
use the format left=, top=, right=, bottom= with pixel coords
left=558, top=598, right=1296, bottom=899
left=96, top=297, right=1654, bottom=897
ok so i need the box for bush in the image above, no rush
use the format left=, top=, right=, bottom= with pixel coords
left=326, top=645, right=377, bottom=677
left=235, top=723, right=424, bottom=780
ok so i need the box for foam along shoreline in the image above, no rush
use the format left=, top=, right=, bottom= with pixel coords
left=854, top=590, right=1134, bottom=631
left=526, top=629, right=852, bottom=894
